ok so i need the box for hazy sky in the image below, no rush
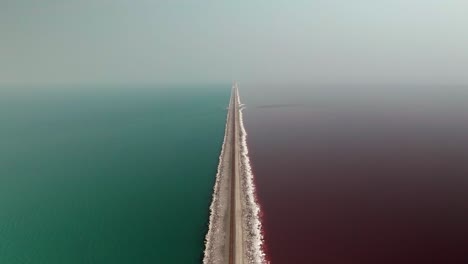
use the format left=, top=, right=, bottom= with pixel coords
left=1, top=0, right=467, bottom=85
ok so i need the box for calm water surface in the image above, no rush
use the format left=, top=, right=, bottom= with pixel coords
left=0, top=85, right=229, bottom=264
left=243, top=85, right=468, bottom=264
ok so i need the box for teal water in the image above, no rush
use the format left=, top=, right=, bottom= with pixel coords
left=0, top=85, right=229, bottom=263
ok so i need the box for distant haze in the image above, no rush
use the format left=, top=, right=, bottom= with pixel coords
left=1, top=0, right=467, bottom=85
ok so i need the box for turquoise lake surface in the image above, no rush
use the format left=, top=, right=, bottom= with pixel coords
left=0, top=85, right=229, bottom=263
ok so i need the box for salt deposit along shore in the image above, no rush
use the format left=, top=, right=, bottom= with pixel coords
left=203, top=83, right=266, bottom=264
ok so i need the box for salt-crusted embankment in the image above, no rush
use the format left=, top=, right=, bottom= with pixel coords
left=237, top=89, right=266, bottom=264
left=203, top=84, right=266, bottom=264
left=203, top=88, right=233, bottom=264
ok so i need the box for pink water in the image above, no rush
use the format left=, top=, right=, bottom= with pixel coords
left=243, top=85, right=468, bottom=264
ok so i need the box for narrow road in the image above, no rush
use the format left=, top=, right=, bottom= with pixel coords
left=228, top=83, right=244, bottom=264
left=203, top=83, right=245, bottom=264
